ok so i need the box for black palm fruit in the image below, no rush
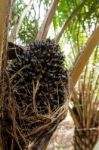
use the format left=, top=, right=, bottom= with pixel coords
left=7, top=39, right=68, bottom=114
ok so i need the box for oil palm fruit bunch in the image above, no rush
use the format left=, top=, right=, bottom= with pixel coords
left=5, top=39, right=68, bottom=149
left=7, top=39, right=68, bottom=114
left=70, top=77, right=99, bottom=150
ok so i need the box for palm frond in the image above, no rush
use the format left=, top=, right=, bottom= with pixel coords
left=70, top=70, right=99, bottom=129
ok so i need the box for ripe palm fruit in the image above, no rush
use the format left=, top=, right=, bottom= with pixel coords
left=3, top=39, right=68, bottom=149
left=7, top=39, right=68, bottom=114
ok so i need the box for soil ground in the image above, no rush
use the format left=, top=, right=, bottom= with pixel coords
left=48, top=113, right=74, bottom=150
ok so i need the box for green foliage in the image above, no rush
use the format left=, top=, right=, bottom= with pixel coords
left=12, top=0, right=25, bottom=25
left=11, top=0, right=99, bottom=71
left=18, top=16, right=38, bottom=45
left=11, top=0, right=51, bottom=45
left=53, top=0, right=99, bottom=69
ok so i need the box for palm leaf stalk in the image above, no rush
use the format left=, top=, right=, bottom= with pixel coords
left=70, top=70, right=99, bottom=150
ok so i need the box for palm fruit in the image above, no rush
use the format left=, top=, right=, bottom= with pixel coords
left=7, top=39, right=68, bottom=114
left=3, top=39, right=68, bottom=149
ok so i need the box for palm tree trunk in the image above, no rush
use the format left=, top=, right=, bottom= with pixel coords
left=0, top=1, right=13, bottom=150
left=74, top=129, right=98, bottom=150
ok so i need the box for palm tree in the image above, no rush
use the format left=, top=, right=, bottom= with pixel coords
left=0, top=0, right=99, bottom=149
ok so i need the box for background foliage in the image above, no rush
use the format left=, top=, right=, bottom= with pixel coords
left=10, top=0, right=99, bottom=70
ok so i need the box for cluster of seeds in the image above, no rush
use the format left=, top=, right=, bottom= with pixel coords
left=7, top=39, right=68, bottom=114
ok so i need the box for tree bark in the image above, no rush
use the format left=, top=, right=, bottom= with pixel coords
left=0, top=0, right=8, bottom=58
left=0, top=0, right=13, bottom=69
left=0, top=1, right=13, bottom=150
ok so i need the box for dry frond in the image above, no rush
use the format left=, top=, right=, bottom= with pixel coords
left=70, top=69, right=99, bottom=150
